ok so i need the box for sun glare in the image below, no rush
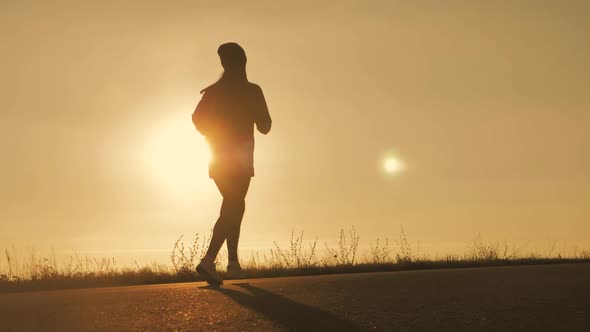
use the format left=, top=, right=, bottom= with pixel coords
left=139, top=116, right=212, bottom=197
left=384, top=157, right=404, bottom=174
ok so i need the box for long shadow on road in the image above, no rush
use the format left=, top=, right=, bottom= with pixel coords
left=214, top=283, right=361, bottom=331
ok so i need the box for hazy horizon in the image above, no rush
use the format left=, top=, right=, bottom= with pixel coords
left=1, top=1, right=589, bottom=264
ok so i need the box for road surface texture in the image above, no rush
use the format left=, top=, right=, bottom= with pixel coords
left=1, top=264, right=589, bottom=331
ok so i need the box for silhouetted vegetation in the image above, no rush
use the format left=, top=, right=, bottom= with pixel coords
left=2, top=226, right=589, bottom=292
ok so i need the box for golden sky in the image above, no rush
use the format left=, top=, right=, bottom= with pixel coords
left=1, top=1, right=589, bottom=261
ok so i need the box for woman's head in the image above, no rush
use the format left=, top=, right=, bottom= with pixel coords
left=218, top=42, right=247, bottom=74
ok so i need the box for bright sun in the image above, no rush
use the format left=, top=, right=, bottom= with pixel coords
left=139, top=115, right=212, bottom=197
left=384, top=157, right=404, bottom=174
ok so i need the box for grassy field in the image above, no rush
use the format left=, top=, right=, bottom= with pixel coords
left=2, top=226, right=589, bottom=292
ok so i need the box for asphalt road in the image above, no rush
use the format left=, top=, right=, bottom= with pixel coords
left=1, top=264, right=589, bottom=331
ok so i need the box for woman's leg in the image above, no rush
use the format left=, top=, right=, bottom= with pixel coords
left=203, top=176, right=250, bottom=262
left=203, top=199, right=230, bottom=262
left=225, top=176, right=250, bottom=262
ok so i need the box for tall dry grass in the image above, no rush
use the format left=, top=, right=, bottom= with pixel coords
left=2, top=225, right=589, bottom=292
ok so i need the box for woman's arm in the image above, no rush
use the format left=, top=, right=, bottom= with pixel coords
left=253, top=85, right=272, bottom=135
left=192, top=91, right=213, bottom=136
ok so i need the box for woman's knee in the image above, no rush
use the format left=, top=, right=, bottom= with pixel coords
left=235, top=199, right=245, bottom=213
left=222, top=197, right=245, bottom=213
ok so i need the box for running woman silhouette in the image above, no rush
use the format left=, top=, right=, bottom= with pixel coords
left=192, top=42, right=272, bottom=285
